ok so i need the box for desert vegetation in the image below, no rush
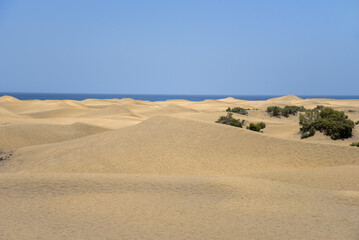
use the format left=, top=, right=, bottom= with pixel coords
left=299, top=107, right=355, bottom=140
left=216, top=112, right=266, bottom=133
left=315, top=105, right=325, bottom=110
left=355, top=120, right=359, bottom=125
left=246, top=122, right=266, bottom=132
left=226, top=107, right=248, bottom=115
left=267, top=105, right=306, bottom=118
left=350, top=142, right=359, bottom=147
left=216, top=113, right=245, bottom=128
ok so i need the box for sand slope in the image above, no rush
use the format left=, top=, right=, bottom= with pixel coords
left=0, top=123, right=108, bottom=152
left=1, top=173, right=358, bottom=240
left=249, top=165, right=359, bottom=191
left=1, top=95, right=359, bottom=240
left=79, top=104, right=143, bottom=118
left=2, top=116, right=359, bottom=175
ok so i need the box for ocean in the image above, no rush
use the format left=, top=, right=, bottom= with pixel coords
left=1, top=92, right=359, bottom=101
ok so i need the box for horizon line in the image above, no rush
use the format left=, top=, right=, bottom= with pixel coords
left=1, top=92, right=359, bottom=97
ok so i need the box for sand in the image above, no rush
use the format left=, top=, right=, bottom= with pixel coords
left=0, top=95, right=359, bottom=240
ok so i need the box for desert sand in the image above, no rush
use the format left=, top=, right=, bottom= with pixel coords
left=0, top=95, right=359, bottom=240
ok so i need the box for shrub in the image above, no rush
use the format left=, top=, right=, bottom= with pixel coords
left=216, top=112, right=233, bottom=125
left=315, top=105, right=325, bottom=110
left=301, top=127, right=315, bottom=139
left=299, top=109, right=320, bottom=133
left=350, top=142, right=359, bottom=147
left=247, top=122, right=266, bottom=132
left=267, top=105, right=305, bottom=118
left=267, top=106, right=282, bottom=117
left=257, top=122, right=266, bottom=129
left=216, top=113, right=244, bottom=128
left=226, top=107, right=248, bottom=115
left=284, top=105, right=305, bottom=116
left=299, top=107, right=355, bottom=140
left=314, top=108, right=354, bottom=140
left=228, top=118, right=244, bottom=128
left=355, top=120, right=359, bottom=125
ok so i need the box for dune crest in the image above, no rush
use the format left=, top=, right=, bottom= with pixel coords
left=268, top=95, right=303, bottom=101
left=0, top=95, right=21, bottom=102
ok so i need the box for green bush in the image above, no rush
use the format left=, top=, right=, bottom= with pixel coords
left=314, top=108, right=354, bottom=140
left=315, top=105, right=325, bottom=110
left=355, top=120, right=359, bottom=125
left=257, top=122, right=266, bottom=129
left=226, top=107, right=248, bottom=115
left=299, top=109, right=320, bottom=133
left=267, top=105, right=305, bottom=118
left=282, top=106, right=306, bottom=117
left=216, top=113, right=244, bottom=128
left=267, top=106, right=282, bottom=117
left=216, top=112, right=233, bottom=125
left=299, top=107, right=355, bottom=140
left=247, top=122, right=266, bottom=132
left=350, top=142, right=359, bottom=147
left=301, top=127, right=315, bottom=139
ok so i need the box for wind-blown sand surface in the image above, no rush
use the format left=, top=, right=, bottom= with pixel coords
left=0, top=95, right=359, bottom=239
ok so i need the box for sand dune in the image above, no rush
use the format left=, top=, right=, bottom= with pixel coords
left=0, top=122, right=108, bottom=152
left=2, top=116, right=359, bottom=175
left=267, top=94, right=304, bottom=102
left=24, top=108, right=91, bottom=118
left=249, top=165, right=359, bottom=191
left=139, top=104, right=198, bottom=117
left=1, top=173, right=358, bottom=240
left=0, top=95, right=21, bottom=102
left=78, top=104, right=143, bottom=118
left=1, top=95, right=359, bottom=240
left=0, top=106, right=23, bottom=120
left=0, top=98, right=82, bottom=115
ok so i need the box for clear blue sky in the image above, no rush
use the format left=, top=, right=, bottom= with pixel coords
left=1, top=0, right=358, bottom=95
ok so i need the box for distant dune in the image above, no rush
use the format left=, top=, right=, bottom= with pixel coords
left=0, top=95, right=359, bottom=240
left=267, top=94, right=304, bottom=101
left=79, top=104, right=143, bottom=118
left=0, top=123, right=108, bottom=152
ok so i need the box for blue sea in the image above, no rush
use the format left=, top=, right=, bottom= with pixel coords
left=1, top=92, right=359, bottom=101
